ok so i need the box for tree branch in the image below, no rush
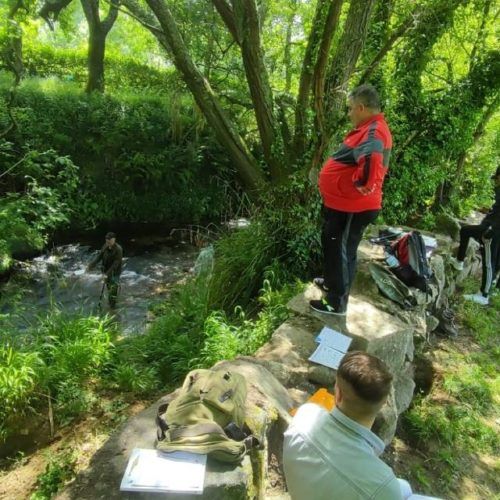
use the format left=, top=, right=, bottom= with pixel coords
left=311, top=0, right=343, bottom=144
left=138, top=0, right=265, bottom=190
left=359, top=7, right=422, bottom=84
left=102, top=0, right=120, bottom=33
left=292, top=0, right=342, bottom=161
left=211, top=0, right=240, bottom=44
left=118, top=0, right=168, bottom=40
left=81, top=0, right=100, bottom=28
left=310, top=0, right=376, bottom=169
left=232, top=0, right=284, bottom=180
left=469, top=0, right=492, bottom=71
left=38, top=0, right=74, bottom=29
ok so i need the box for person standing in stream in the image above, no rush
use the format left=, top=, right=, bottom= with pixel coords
left=311, top=84, right=393, bottom=316
left=87, top=232, right=123, bottom=308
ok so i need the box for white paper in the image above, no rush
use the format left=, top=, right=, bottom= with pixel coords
left=120, top=448, right=207, bottom=494
left=309, top=343, right=346, bottom=370
left=315, top=326, right=352, bottom=352
left=422, top=235, right=438, bottom=249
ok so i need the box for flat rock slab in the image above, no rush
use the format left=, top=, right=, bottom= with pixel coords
left=57, top=360, right=293, bottom=500
left=287, top=284, right=414, bottom=375
left=56, top=394, right=253, bottom=500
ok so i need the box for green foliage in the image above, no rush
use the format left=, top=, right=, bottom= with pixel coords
left=207, top=223, right=279, bottom=311
left=0, top=347, right=43, bottom=439
left=0, top=311, right=115, bottom=439
left=195, top=275, right=300, bottom=367
left=116, top=267, right=302, bottom=388
left=401, top=290, right=499, bottom=496
left=0, top=141, right=79, bottom=271
left=404, top=398, right=497, bottom=453
left=30, top=452, right=76, bottom=500
left=0, top=74, right=235, bottom=231
left=110, top=363, right=159, bottom=395
left=382, top=1, right=500, bottom=223
left=442, top=366, right=494, bottom=414
left=22, top=43, right=180, bottom=95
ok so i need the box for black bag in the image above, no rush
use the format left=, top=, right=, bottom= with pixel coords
left=390, top=231, right=432, bottom=292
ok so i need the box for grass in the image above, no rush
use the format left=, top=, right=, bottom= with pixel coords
left=398, top=282, right=500, bottom=497
left=0, top=262, right=302, bottom=450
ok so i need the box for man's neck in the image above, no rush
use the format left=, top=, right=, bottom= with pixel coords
left=337, top=404, right=375, bottom=429
left=356, top=112, right=380, bottom=128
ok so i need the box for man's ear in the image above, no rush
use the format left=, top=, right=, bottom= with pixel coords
left=334, top=380, right=342, bottom=404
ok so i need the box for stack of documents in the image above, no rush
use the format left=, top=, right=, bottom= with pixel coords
left=309, top=326, right=352, bottom=370
left=120, top=448, right=207, bottom=494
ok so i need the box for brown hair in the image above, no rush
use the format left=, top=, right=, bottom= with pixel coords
left=337, top=351, right=392, bottom=405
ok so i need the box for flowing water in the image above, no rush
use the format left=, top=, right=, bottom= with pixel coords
left=1, top=239, right=199, bottom=335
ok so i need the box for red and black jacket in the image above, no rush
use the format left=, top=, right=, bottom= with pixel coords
left=318, top=113, right=392, bottom=213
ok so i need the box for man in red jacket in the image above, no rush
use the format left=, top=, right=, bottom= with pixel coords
left=311, top=84, right=392, bottom=315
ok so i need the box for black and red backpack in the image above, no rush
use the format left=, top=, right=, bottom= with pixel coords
left=390, top=231, right=432, bottom=292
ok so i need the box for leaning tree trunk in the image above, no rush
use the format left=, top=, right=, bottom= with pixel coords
left=309, top=0, right=376, bottom=172
left=121, top=0, right=266, bottom=192
left=439, top=91, right=499, bottom=207
left=1, top=0, right=25, bottom=137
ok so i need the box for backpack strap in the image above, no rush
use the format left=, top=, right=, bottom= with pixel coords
left=169, top=423, right=226, bottom=441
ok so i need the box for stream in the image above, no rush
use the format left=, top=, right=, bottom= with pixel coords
left=1, top=238, right=200, bottom=335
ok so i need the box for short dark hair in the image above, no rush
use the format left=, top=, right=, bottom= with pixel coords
left=105, top=232, right=116, bottom=239
left=337, top=351, right=392, bottom=404
left=349, top=84, right=381, bottom=111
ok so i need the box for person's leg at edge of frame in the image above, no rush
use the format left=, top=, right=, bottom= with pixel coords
left=480, top=237, right=492, bottom=299
left=464, top=237, right=492, bottom=306
left=490, top=236, right=500, bottom=295
left=453, top=224, right=483, bottom=271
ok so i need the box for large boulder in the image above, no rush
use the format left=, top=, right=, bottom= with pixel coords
left=57, top=361, right=293, bottom=500
left=286, top=284, right=415, bottom=444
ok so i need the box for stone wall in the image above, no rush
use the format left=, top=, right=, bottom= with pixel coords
left=57, top=228, right=482, bottom=499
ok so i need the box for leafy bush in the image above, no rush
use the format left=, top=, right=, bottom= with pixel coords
left=111, top=363, right=159, bottom=395
left=30, top=452, right=76, bottom=500
left=1, top=74, right=236, bottom=230
left=22, top=43, right=180, bottom=95
left=0, top=141, right=79, bottom=271
left=0, top=311, right=115, bottom=439
left=0, top=347, right=43, bottom=439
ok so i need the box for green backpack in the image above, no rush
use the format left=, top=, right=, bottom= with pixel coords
left=156, top=368, right=255, bottom=463
left=369, top=262, right=417, bottom=310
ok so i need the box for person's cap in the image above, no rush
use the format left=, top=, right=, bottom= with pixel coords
left=491, top=167, right=500, bottom=179
left=105, top=232, right=116, bottom=240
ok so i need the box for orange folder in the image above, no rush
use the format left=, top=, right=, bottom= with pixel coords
left=289, top=388, right=335, bottom=416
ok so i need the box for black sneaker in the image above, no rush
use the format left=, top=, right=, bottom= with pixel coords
left=310, top=299, right=346, bottom=316
left=313, top=277, right=330, bottom=292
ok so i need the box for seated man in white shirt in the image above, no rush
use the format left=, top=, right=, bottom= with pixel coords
left=283, top=351, right=439, bottom=500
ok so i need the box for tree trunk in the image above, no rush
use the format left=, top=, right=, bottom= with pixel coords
left=440, top=92, right=499, bottom=205
left=86, top=28, right=105, bottom=92
left=292, top=0, right=344, bottom=163
left=1, top=0, right=25, bottom=137
left=232, top=0, right=285, bottom=181
left=132, top=0, right=266, bottom=191
left=283, top=3, right=296, bottom=94
left=310, top=0, right=375, bottom=171
left=81, top=0, right=119, bottom=93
